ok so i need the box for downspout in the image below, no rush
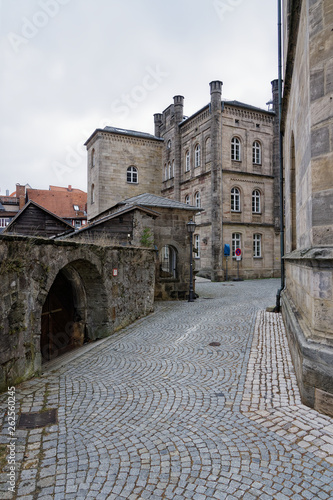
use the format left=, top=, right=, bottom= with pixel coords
left=275, top=0, right=285, bottom=312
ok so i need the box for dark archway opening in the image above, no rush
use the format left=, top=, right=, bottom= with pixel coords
left=41, top=270, right=84, bottom=362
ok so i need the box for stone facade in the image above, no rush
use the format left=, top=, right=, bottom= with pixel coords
left=85, top=128, right=163, bottom=220
left=86, top=82, right=281, bottom=281
left=0, top=235, right=155, bottom=391
left=281, top=0, right=333, bottom=416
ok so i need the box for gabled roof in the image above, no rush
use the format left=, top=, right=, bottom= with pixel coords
left=66, top=204, right=160, bottom=237
left=85, top=126, right=164, bottom=146
left=3, top=200, right=75, bottom=236
left=120, top=193, right=201, bottom=211
left=26, top=186, right=87, bottom=219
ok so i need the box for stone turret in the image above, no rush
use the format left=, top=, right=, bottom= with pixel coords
left=154, top=113, right=163, bottom=138
left=209, top=80, right=223, bottom=281
left=173, top=95, right=184, bottom=123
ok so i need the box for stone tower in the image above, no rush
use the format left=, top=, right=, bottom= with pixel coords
left=209, top=80, right=223, bottom=281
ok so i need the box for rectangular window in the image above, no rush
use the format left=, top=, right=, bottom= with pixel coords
left=253, top=234, right=262, bottom=257
left=0, top=218, right=9, bottom=227
left=232, top=233, right=241, bottom=257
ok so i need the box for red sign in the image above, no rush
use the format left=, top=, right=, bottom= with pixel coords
left=235, top=248, right=241, bottom=256
left=112, top=268, right=118, bottom=277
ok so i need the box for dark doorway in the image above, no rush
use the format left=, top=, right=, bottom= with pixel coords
left=41, top=270, right=76, bottom=362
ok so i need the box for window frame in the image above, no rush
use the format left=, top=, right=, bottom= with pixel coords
left=231, top=137, right=241, bottom=161
left=231, top=187, right=241, bottom=212
left=252, top=190, right=261, bottom=213
left=253, top=233, right=262, bottom=258
left=127, top=166, right=138, bottom=184
left=185, top=151, right=190, bottom=172
left=232, top=233, right=241, bottom=257
left=194, top=144, right=201, bottom=168
left=253, top=141, right=261, bottom=165
left=195, top=191, right=201, bottom=208
left=185, top=194, right=190, bottom=205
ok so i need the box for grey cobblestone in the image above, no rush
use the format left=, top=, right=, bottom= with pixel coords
left=0, top=279, right=333, bottom=499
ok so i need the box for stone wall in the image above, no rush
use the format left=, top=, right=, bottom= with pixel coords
left=281, top=0, right=333, bottom=416
left=0, top=235, right=155, bottom=392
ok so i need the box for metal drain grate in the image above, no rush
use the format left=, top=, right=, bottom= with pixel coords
left=17, top=409, right=57, bottom=429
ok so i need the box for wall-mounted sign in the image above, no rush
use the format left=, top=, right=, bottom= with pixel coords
left=112, top=268, right=118, bottom=277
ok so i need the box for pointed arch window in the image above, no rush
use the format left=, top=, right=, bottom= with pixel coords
left=185, top=194, right=190, bottom=205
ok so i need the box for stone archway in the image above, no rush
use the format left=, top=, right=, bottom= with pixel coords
left=41, top=259, right=109, bottom=362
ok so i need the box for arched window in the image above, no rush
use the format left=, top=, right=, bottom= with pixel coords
left=252, top=190, right=261, bottom=213
left=253, top=234, right=262, bottom=257
left=164, top=164, right=168, bottom=181
left=205, top=137, right=211, bottom=163
left=91, top=148, right=95, bottom=168
left=195, top=144, right=201, bottom=168
left=253, top=141, right=261, bottom=164
left=194, top=234, right=200, bottom=258
left=231, top=137, right=241, bottom=161
left=167, top=139, right=171, bottom=149
left=185, top=151, right=190, bottom=172
left=160, top=245, right=177, bottom=279
left=231, top=187, right=240, bottom=212
left=232, top=233, right=241, bottom=257
left=195, top=191, right=201, bottom=208
left=172, top=160, right=175, bottom=178
left=185, top=194, right=190, bottom=205
left=168, top=162, right=172, bottom=179
left=127, top=166, right=138, bottom=183
left=91, top=184, right=95, bottom=204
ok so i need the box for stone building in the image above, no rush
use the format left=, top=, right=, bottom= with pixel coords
left=281, top=0, right=333, bottom=416
left=85, top=81, right=281, bottom=281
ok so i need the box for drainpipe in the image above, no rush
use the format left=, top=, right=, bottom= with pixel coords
left=275, top=0, right=285, bottom=312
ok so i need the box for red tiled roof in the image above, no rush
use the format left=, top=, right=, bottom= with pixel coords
left=26, top=186, right=87, bottom=219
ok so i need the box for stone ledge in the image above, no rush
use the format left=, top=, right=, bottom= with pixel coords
left=281, top=290, right=333, bottom=417
left=284, top=246, right=333, bottom=263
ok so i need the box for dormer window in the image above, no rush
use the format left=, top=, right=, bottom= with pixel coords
left=73, top=204, right=79, bottom=211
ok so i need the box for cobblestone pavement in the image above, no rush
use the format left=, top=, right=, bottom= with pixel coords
left=1, top=279, right=333, bottom=499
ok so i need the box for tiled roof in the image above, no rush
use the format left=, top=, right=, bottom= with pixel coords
left=121, top=193, right=201, bottom=211
left=27, top=187, right=87, bottom=219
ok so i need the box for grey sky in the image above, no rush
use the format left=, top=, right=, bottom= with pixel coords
left=0, top=0, right=278, bottom=193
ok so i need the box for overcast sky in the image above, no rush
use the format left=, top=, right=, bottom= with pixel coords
left=0, top=0, right=278, bottom=194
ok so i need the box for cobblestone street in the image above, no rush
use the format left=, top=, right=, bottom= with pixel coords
left=1, top=278, right=333, bottom=499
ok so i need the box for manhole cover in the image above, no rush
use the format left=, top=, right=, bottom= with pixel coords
left=17, top=409, right=57, bottom=429
left=208, top=342, right=221, bottom=347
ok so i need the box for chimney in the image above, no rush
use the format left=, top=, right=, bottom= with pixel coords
left=6, top=189, right=9, bottom=196
left=68, top=185, right=72, bottom=191
left=16, top=184, right=26, bottom=209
